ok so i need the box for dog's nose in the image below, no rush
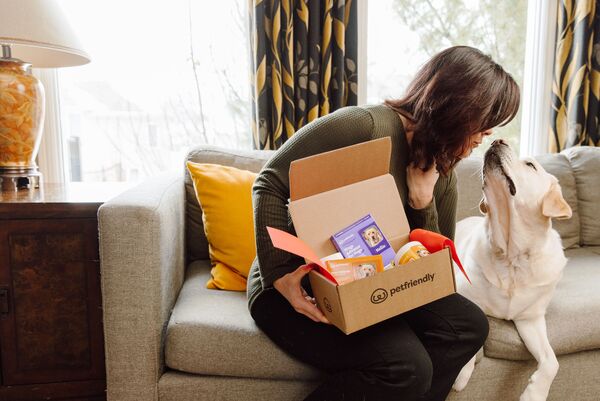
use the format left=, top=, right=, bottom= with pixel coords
left=492, top=139, right=507, bottom=146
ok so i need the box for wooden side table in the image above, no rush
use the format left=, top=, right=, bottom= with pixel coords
left=0, top=183, right=128, bottom=401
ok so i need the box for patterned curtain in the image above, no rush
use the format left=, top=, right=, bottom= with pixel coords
left=551, top=0, right=600, bottom=151
left=250, top=0, right=358, bottom=150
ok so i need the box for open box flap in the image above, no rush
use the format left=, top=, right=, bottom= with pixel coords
left=289, top=174, right=410, bottom=259
left=289, top=137, right=392, bottom=201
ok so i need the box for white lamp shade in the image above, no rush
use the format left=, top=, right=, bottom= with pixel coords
left=0, top=0, right=90, bottom=68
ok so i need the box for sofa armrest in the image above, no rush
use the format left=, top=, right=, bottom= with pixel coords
left=98, top=172, right=186, bottom=401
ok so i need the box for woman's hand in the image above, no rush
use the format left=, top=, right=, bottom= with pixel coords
left=406, top=162, right=439, bottom=209
left=273, top=264, right=330, bottom=324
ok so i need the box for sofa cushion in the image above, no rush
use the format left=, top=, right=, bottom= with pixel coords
left=168, top=250, right=600, bottom=372
left=535, top=153, right=580, bottom=249
left=184, top=147, right=274, bottom=263
left=484, top=247, right=600, bottom=360
left=165, top=260, right=323, bottom=380
left=563, top=146, right=600, bottom=246
left=455, top=157, right=484, bottom=221
left=455, top=153, right=581, bottom=249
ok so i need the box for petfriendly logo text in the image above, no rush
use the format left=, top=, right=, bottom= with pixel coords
left=369, top=273, right=436, bottom=304
left=390, top=273, right=435, bottom=296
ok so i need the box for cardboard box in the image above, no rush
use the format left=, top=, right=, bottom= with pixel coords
left=288, top=137, right=457, bottom=334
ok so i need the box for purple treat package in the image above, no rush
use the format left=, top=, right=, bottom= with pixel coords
left=330, top=214, right=395, bottom=267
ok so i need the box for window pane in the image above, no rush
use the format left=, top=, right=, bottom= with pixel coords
left=367, top=0, right=527, bottom=155
left=59, top=0, right=250, bottom=182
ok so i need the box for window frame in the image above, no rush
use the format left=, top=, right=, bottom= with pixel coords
left=35, top=69, right=68, bottom=184
left=357, top=0, right=368, bottom=105
left=519, top=0, right=558, bottom=156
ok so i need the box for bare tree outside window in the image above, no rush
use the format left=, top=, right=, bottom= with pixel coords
left=368, top=0, right=527, bottom=155
left=59, top=0, right=251, bottom=183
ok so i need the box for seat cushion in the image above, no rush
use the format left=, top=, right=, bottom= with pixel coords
left=165, top=260, right=323, bottom=380
left=484, top=247, right=600, bottom=360
left=167, top=250, right=600, bottom=373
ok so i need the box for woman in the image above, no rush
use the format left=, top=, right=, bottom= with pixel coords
left=247, top=46, right=519, bottom=401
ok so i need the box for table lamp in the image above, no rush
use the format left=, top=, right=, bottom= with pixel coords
left=0, top=0, right=90, bottom=191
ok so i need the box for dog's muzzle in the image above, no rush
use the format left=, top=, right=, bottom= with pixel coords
left=483, top=139, right=516, bottom=196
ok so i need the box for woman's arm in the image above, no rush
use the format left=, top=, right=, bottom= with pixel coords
left=405, top=170, right=458, bottom=241
left=434, top=170, right=458, bottom=241
left=437, top=170, right=458, bottom=240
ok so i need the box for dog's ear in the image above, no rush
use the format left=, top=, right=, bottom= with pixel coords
left=542, top=183, right=572, bottom=220
left=479, top=198, right=488, bottom=215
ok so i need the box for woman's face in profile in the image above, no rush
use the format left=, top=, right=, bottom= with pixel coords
left=458, top=129, right=493, bottom=159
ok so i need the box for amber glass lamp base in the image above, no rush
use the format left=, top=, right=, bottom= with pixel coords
left=0, top=57, right=45, bottom=191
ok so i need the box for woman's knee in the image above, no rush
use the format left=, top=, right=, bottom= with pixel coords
left=402, top=355, right=434, bottom=396
left=462, top=300, right=490, bottom=348
left=369, top=350, right=433, bottom=398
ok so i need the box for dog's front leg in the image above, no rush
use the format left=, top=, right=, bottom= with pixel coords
left=452, top=353, right=477, bottom=392
left=514, top=316, right=559, bottom=401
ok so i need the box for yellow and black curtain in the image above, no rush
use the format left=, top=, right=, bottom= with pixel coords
left=250, top=0, right=358, bottom=150
left=551, top=0, right=600, bottom=151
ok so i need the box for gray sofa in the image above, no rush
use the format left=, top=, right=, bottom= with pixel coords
left=98, top=145, right=600, bottom=401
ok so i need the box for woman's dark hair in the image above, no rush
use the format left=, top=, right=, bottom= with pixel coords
left=384, top=46, right=520, bottom=176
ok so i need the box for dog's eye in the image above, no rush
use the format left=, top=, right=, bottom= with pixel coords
left=525, top=161, right=537, bottom=171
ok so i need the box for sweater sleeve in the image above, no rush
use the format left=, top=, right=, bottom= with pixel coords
left=405, top=199, right=441, bottom=234
left=436, top=170, right=458, bottom=241
left=404, top=170, right=458, bottom=241
left=252, top=106, right=375, bottom=289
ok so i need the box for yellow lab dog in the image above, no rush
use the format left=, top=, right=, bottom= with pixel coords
left=452, top=139, right=572, bottom=401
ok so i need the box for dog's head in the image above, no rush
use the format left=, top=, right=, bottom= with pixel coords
left=358, top=264, right=376, bottom=278
left=480, top=139, right=572, bottom=251
left=363, top=228, right=381, bottom=245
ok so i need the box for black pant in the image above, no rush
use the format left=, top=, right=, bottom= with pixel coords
left=250, top=289, right=489, bottom=401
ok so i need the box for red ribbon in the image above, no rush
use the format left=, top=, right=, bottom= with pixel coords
left=409, top=229, right=472, bottom=284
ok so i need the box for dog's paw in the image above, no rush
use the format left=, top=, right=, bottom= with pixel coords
left=452, top=374, right=469, bottom=392
left=452, top=366, right=473, bottom=392
left=453, top=356, right=476, bottom=392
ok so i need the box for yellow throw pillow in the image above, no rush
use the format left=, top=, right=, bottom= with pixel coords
left=186, top=161, right=257, bottom=291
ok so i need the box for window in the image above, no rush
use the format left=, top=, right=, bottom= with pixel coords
left=366, top=0, right=528, bottom=156
left=57, top=0, right=251, bottom=182
left=45, top=1, right=549, bottom=183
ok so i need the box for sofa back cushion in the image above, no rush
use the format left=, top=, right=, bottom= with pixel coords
left=455, top=157, right=484, bottom=222
left=534, top=153, right=580, bottom=249
left=454, top=152, right=581, bottom=249
left=185, top=147, right=274, bottom=263
left=184, top=145, right=596, bottom=262
left=563, top=146, right=600, bottom=246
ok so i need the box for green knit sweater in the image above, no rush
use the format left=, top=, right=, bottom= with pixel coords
left=247, top=104, right=458, bottom=311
